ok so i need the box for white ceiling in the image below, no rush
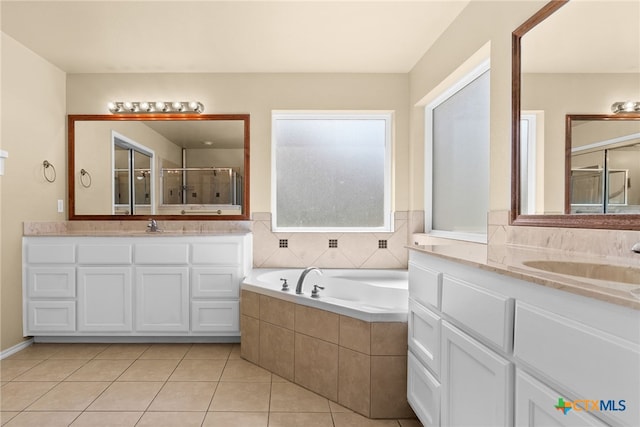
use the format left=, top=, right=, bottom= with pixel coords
left=2, top=1, right=636, bottom=75
left=0, top=0, right=470, bottom=74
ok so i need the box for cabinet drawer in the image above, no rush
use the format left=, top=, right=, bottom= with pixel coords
left=135, top=243, right=189, bottom=264
left=26, top=243, right=75, bottom=264
left=514, top=302, right=640, bottom=427
left=192, top=242, right=242, bottom=265
left=515, top=369, right=608, bottom=427
left=192, top=267, right=240, bottom=299
left=441, top=275, right=514, bottom=352
left=27, top=267, right=75, bottom=298
left=408, top=261, right=441, bottom=309
left=191, top=301, right=239, bottom=332
left=78, top=244, right=132, bottom=264
left=408, top=351, right=441, bottom=427
left=408, top=298, right=440, bottom=377
left=27, top=301, right=76, bottom=332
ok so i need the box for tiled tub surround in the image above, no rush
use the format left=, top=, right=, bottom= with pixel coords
left=239, top=289, right=414, bottom=419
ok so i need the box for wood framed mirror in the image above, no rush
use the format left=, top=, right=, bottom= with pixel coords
left=511, top=0, right=640, bottom=230
left=68, top=114, right=250, bottom=221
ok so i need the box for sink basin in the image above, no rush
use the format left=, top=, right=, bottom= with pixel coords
left=523, top=260, right=640, bottom=285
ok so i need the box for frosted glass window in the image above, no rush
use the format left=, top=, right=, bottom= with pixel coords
left=427, top=68, right=489, bottom=239
left=273, top=113, right=391, bottom=231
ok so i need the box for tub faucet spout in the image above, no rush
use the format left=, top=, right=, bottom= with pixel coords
left=632, top=242, right=640, bottom=253
left=296, top=267, right=322, bottom=295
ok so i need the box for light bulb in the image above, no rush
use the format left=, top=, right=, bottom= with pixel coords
left=107, top=102, right=119, bottom=113
left=172, top=102, right=184, bottom=112
left=140, top=102, right=151, bottom=112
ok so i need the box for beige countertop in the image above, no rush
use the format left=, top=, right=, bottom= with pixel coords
left=23, top=221, right=252, bottom=236
left=409, top=243, right=640, bottom=310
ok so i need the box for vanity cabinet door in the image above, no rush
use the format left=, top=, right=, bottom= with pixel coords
left=441, top=321, right=513, bottom=427
left=135, top=267, right=189, bottom=332
left=515, top=369, right=607, bottom=427
left=77, top=267, right=132, bottom=332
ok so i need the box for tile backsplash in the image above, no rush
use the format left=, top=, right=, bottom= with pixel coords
left=489, top=210, right=640, bottom=261
left=251, top=211, right=423, bottom=269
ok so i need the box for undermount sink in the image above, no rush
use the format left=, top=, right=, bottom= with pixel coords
left=523, top=260, right=640, bottom=286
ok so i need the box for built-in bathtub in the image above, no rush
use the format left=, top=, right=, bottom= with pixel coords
left=242, top=268, right=408, bottom=322
left=240, top=268, right=414, bottom=419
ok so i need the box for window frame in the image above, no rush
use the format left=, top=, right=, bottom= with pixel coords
left=424, top=60, right=490, bottom=243
left=271, top=110, right=394, bottom=233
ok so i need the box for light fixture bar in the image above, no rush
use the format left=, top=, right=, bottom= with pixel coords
left=611, top=101, right=640, bottom=114
left=107, top=101, right=204, bottom=114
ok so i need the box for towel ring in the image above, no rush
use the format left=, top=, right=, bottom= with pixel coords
left=80, top=169, right=92, bottom=188
left=42, top=160, right=56, bottom=183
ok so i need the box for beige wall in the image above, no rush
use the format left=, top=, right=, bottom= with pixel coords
left=1, top=34, right=66, bottom=351
left=66, top=73, right=410, bottom=214
left=409, top=0, right=547, bottom=214
left=522, top=73, right=640, bottom=213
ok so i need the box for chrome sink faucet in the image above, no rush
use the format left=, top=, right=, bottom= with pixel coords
left=296, top=267, right=322, bottom=295
left=632, top=243, right=640, bottom=253
left=147, top=218, right=160, bottom=232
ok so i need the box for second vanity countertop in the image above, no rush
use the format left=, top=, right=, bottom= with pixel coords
left=409, top=243, right=640, bottom=310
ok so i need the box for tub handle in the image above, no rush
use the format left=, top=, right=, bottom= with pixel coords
left=280, top=278, right=290, bottom=292
left=311, top=285, right=325, bottom=298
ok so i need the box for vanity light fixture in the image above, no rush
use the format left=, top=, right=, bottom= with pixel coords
left=107, top=101, right=204, bottom=114
left=611, top=101, right=640, bottom=114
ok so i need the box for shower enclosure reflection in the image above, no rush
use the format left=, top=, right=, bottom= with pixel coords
left=70, top=114, right=249, bottom=220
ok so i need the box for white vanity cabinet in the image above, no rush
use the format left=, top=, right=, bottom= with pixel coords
left=407, top=249, right=640, bottom=427
left=24, top=240, right=77, bottom=332
left=23, top=233, right=251, bottom=339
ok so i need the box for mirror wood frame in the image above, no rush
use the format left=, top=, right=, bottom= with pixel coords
left=68, top=114, right=251, bottom=221
left=511, top=0, right=640, bottom=230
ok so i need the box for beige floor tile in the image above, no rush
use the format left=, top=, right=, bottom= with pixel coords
left=70, top=411, right=143, bottom=426
left=168, top=359, right=225, bottom=382
left=5, top=344, right=61, bottom=360
left=118, top=359, right=179, bottom=381
left=147, top=381, right=217, bottom=411
left=269, top=382, right=330, bottom=413
left=48, top=344, right=109, bottom=359
left=87, top=381, right=163, bottom=411
left=221, top=359, right=272, bottom=382
left=330, top=401, right=354, bottom=413
left=332, top=412, right=401, bottom=427
left=184, top=343, right=233, bottom=359
left=268, top=412, right=334, bottom=427
left=0, top=382, right=58, bottom=411
left=398, top=419, right=422, bottom=427
left=65, top=359, right=134, bottom=381
left=3, top=411, right=80, bottom=426
left=229, top=344, right=242, bottom=359
left=0, top=360, right=42, bottom=382
left=139, top=344, right=192, bottom=359
left=27, top=381, right=109, bottom=411
left=202, top=411, right=268, bottom=427
left=137, top=411, right=206, bottom=427
left=210, top=382, right=271, bottom=412
left=12, top=359, right=87, bottom=382
left=0, top=412, right=19, bottom=426
left=271, top=375, right=289, bottom=383
left=94, top=344, right=150, bottom=360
